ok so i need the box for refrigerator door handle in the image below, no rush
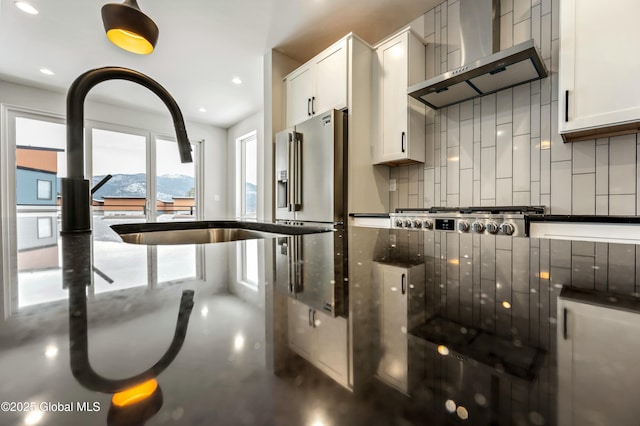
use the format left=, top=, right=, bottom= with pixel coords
left=288, top=133, right=294, bottom=212
left=294, top=132, right=302, bottom=210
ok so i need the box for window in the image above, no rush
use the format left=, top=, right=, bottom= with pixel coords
left=235, top=131, right=259, bottom=290
left=236, top=131, right=257, bottom=218
left=37, top=217, right=53, bottom=239
left=36, top=179, right=52, bottom=200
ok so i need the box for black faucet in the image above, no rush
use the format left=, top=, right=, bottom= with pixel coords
left=61, top=66, right=193, bottom=233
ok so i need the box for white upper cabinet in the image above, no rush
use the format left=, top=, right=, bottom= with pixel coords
left=373, top=28, right=426, bottom=166
left=285, top=38, right=348, bottom=127
left=559, top=0, right=640, bottom=142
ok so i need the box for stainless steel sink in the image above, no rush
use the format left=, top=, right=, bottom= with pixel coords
left=110, top=220, right=332, bottom=245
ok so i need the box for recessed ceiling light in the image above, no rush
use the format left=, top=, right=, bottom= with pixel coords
left=199, top=107, right=207, bottom=113
left=14, top=1, right=38, bottom=15
left=40, top=68, right=54, bottom=75
left=231, top=77, right=242, bottom=85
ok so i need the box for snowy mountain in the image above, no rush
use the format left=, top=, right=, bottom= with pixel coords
left=89, top=174, right=195, bottom=201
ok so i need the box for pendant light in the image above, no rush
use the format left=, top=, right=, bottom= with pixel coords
left=101, top=0, right=159, bottom=55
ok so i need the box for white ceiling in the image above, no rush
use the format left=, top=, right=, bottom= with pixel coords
left=0, top=0, right=438, bottom=128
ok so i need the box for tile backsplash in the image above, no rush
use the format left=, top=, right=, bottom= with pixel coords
left=390, top=0, right=639, bottom=215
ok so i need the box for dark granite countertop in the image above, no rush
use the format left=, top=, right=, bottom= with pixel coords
left=2, top=223, right=640, bottom=425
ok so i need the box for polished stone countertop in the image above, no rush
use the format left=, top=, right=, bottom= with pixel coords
left=2, top=223, right=640, bottom=425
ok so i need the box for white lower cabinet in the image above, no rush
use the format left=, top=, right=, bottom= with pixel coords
left=287, top=298, right=349, bottom=388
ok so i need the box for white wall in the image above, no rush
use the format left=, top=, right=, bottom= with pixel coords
left=226, top=110, right=264, bottom=219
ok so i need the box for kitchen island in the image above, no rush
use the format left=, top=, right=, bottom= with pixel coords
left=1, top=224, right=640, bottom=425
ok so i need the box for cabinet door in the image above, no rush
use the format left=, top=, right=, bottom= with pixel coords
left=378, top=36, right=408, bottom=163
left=287, top=298, right=315, bottom=360
left=558, top=297, right=640, bottom=425
left=375, top=263, right=409, bottom=392
left=286, top=66, right=313, bottom=127
left=313, top=40, right=348, bottom=116
left=559, top=0, right=640, bottom=139
left=314, top=311, right=349, bottom=386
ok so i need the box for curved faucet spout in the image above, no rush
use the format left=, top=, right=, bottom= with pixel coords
left=62, top=67, right=192, bottom=233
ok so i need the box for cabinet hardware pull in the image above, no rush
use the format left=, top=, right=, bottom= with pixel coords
left=311, top=96, right=315, bottom=115
left=564, top=90, right=569, bottom=122
left=312, top=310, right=316, bottom=328
left=308, top=308, right=312, bottom=327
left=401, top=131, right=406, bottom=153
left=563, top=307, right=568, bottom=340
left=401, top=273, right=406, bottom=295
left=308, top=98, right=311, bottom=116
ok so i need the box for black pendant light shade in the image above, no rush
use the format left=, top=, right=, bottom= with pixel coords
left=101, top=0, right=159, bottom=54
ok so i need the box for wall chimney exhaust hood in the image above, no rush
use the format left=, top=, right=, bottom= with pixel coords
left=408, top=0, right=548, bottom=110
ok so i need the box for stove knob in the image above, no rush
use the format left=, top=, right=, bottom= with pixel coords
left=423, top=219, right=433, bottom=230
left=471, top=222, right=485, bottom=233
left=395, top=219, right=403, bottom=227
left=500, top=222, right=515, bottom=235
left=458, top=220, right=470, bottom=232
left=486, top=221, right=499, bottom=234
left=412, top=219, right=422, bottom=229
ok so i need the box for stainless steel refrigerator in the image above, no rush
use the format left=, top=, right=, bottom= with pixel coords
left=274, top=109, right=348, bottom=316
left=275, top=109, right=346, bottom=224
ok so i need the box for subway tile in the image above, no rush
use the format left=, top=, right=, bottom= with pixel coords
left=551, top=40, right=560, bottom=101
left=434, top=11, right=441, bottom=44
left=514, top=0, right=532, bottom=22
left=435, top=162, right=441, bottom=182
left=541, top=194, right=550, bottom=211
left=447, top=0, right=460, bottom=53
left=440, top=133, right=447, bottom=167
left=572, top=173, right=595, bottom=215
left=541, top=148, right=551, bottom=194
left=418, top=180, right=424, bottom=207
left=595, top=144, right=609, bottom=195
left=596, top=137, right=609, bottom=146
left=409, top=164, right=420, bottom=195
left=551, top=101, right=571, bottom=162
left=481, top=147, right=496, bottom=199
left=447, top=104, right=460, bottom=147
left=441, top=29, right=448, bottom=64
left=572, top=140, right=596, bottom=174
left=474, top=103, right=481, bottom=142
left=609, top=195, right=635, bottom=215
left=447, top=146, right=460, bottom=195
left=481, top=94, right=497, bottom=148
left=425, top=35, right=436, bottom=79
left=496, top=250, right=513, bottom=301
left=513, top=238, right=530, bottom=293
left=441, top=164, right=447, bottom=199
left=532, top=5, right=542, bottom=53
left=513, top=191, right=531, bottom=205
left=497, top=89, right=513, bottom=125
left=513, top=134, right=531, bottom=191
left=396, top=164, right=409, bottom=179
left=531, top=181, right=541, bottom=205
left=426, top=123, right=436, bottom=168
left=441, top=1, right=447, bottom=28
left=390, top=182, right=398, bottom=211
left=496, top=178, right=513, bottom=205
left=541, top=0, right=551, bottom=15
left=481, top=198, right=496, bottom=206
left=474, top=142, right=481, bottom=180
left=540, top=103, right=551, bottom=149
left=434, top=183, right=441, bottom=207
left=408, top=194, right=419, bottom=208
left=541, top=13, right=551, bottom=61
left=551, top=0, right=559, bottom=40
left=398, top=177, right=409, bottom=207
left=531, top=137, right=541, bottom=182
left=501, top=12, right=514, bottom=50
left=474, top=180, right=481, bottom=206
left=481, top=235, right=496, bottom=280
left=609, top=134, right=636, bottom=194
left=514, top=19, right=531, bottom=44
left=460, top=100, right=473, bottom=121
left=425, top=8, right=436, bottom=36
left=460, top=169, right=473, bottom=206
left=550, top=160, right=571, bottom=214
left=513, top=84, right=531, bottom=136
left=447, top=194, right=459, bottom=207
left=531, top=79, right=541, bottom=95
left=501, top=0, right=513, bottom=15
left=460, top=119, right=474, bottom=169
left=540, top=72, right=552, bottom=106
left=595, top=195, right=608, bottom=215
left=550, top=239, right=571, bottom=267
left=441, top=110, right=448, bottom=133
left=531, top=93, right=541, bottom=138
left=497, top=123, right=513, bottom=178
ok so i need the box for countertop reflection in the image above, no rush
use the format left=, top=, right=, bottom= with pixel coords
left=2, top=226, right=640, bottom=425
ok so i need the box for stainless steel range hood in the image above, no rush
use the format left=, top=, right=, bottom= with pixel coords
left=408, top=0, right=548, bottom=110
